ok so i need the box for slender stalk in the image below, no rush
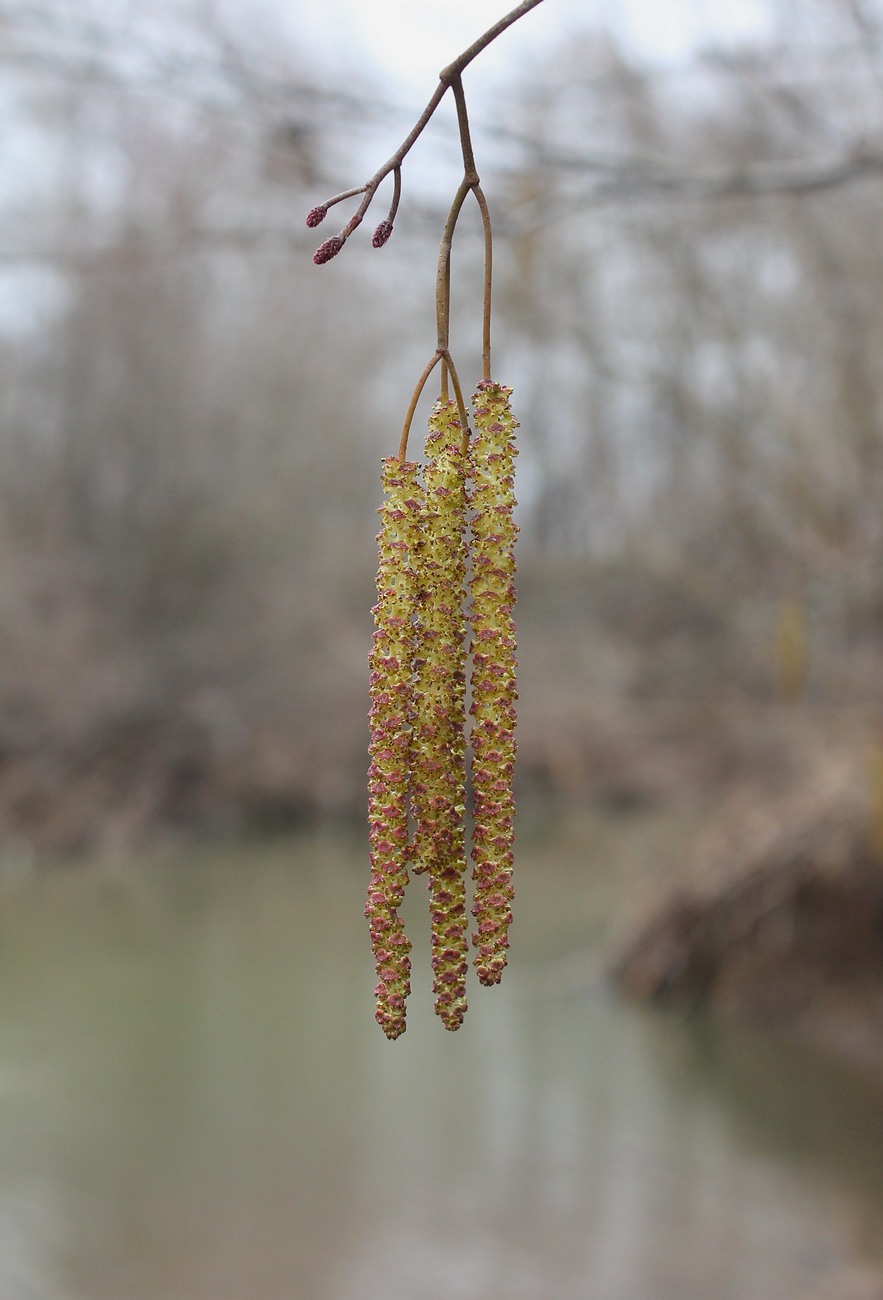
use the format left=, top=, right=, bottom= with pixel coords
left=436, top=178, right=472, bottom=353
left=446, top=77, right=493, bottom=376
left=322, top=185, right=367, bottom=210
left=450, top=76, right=478, bottom=183
left=440, top=349, right=470, bottom=440
left=472, top=185, right=494, bottom=381
left=387, top=166, right=402, bottom=226
left=398, top=352, right=443, bottom=460
left=438, top=0, right=546, bottom=83
left=433, top=81, right=491, bottom=389
left=339, top=81, right=447, bottom=240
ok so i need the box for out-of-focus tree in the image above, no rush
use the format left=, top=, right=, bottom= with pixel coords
left=2, top=0, right=883, bottom=850
left=480, top=4, right=883, bottom=699
left=0, top=0, right=412, bottom=846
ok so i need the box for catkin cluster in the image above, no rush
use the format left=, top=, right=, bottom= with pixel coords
left=367, top=384, right=519, bottom=1038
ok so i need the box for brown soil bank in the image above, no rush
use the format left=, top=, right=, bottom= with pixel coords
left=615, top=749, right=883, bottom=1074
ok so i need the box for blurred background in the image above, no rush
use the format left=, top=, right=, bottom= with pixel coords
left=1, top=0, right=883, bottom=1297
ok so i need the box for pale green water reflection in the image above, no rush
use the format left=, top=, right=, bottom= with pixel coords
left=0, top=828, right=880, bottom=1300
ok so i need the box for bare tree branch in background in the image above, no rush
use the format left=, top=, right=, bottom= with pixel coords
left=6, top=0, right=883, bottom=266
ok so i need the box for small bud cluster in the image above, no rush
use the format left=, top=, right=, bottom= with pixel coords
left=367, top=386, right=518, bottom=1037
left=307, top=207, right=394, bottom=261
left=468, top=383, right=519, bottom=985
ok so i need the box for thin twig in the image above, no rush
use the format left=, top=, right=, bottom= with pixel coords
left=472, top=185, right=494, bottom=382
left=398, top=352, right=443, bottom=460
left=436, top=178, right=472, bottom=353
left=308, top=0, right=546, bottom=256
left=446, top=76, right=493, bottom=375
left=387, top=167, right=402, bottom=226
left=450, top=75, right=479, bottom=183
left=438, top=0, right=546, bottom=84
left=398, top=347, right=470, bottom=460
left=428, top=79, right=495, bottom=382
left=440, top=350, right=471, bottom=451
left=323, top=185, right=367, bottom=210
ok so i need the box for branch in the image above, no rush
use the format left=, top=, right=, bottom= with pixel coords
left=572, top=148, right=883, bottom=207
left=438, top=0, right=547, bottom=82
left=306, top=0, right=546, bottom=262
left=486, top=122, right=883, bottom=220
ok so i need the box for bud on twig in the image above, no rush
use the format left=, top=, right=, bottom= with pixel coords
left=372, top=220, right=394, bottom=248
left=313, top=235, right=344, bottom=265
left=305, top=205, right=328, bottom=228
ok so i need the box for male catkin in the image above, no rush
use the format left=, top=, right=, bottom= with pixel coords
left=365, top=384, right=519, bottom=1031
left=366, top=458, right=424, bottom=1039
left=412, top=399, right=470, bottom=1030
left=468, top=382, right=519, bottom=986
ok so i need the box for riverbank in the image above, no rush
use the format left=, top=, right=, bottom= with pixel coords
left=3, top=552, right=882, bottom=1094
left=3, top=557, right=879, bottom=859
left=614, top=741, right=883, bottom=1079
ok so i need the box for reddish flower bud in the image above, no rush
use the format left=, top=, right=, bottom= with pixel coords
left=372, top=219, right=394, bottom=248
left=313, top=235, right=344, bottom=265
left=305, top=205, right=328, bottom=228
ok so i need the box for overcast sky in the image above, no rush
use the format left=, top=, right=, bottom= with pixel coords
left=283, top=0, right=774, bottom=93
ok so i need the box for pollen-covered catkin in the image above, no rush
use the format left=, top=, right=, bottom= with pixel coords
left=411, top=399, right=470, bottom=1030
left=468, top=382, right=519, bottom=986
left=366, top=458, right=424, bottom=1040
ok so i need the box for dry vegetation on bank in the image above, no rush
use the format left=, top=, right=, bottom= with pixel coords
left=615, top=738, right=883, bottom=1073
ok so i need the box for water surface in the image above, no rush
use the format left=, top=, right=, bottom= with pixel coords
left=0, top=824, right=880, bottom=1300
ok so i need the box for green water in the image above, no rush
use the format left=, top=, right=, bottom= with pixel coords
left=0, top=826, right=881, bottom=1300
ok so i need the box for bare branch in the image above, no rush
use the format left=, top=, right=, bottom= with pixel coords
left=571, top=148, right=883, bottom=208
left=438, top=0, right=547, bottom=83
left=306, top=0, right=546, bottom=262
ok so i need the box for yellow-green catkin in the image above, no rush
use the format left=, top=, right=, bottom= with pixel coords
left=468, top=381, right=519, bottom=986
left=411, top=399, right=470, bottom=1029
left=366, top=458, right=424, bottom=1040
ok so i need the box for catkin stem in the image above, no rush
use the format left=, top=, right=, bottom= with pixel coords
left=399, top=353, right=443, bottom=461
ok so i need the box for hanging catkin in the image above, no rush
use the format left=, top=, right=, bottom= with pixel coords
left=365, top=384, right=520, bottom=1033
left=410, top=399, right=470, bottom=1030
left=366, top=458, right=424, bottom=1040
left=468, top=382, right=519, bottom=986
